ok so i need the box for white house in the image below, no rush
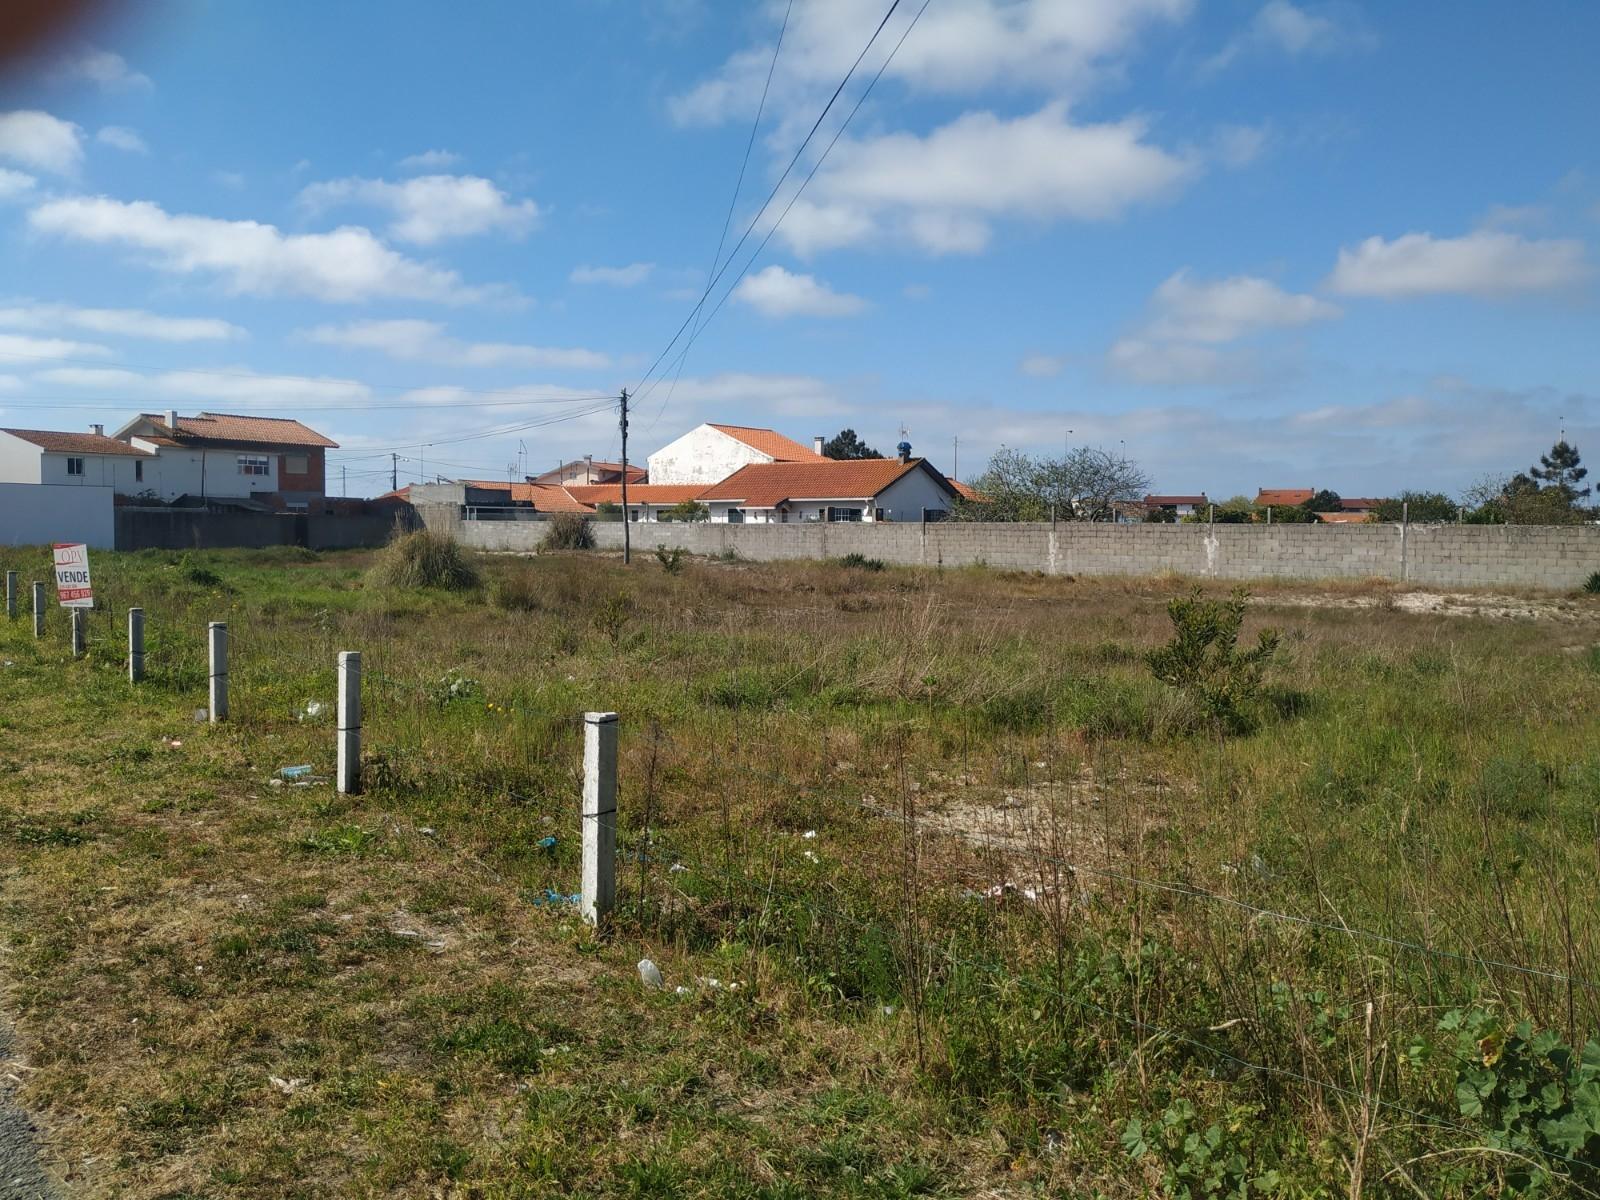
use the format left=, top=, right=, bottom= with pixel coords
left=113, top=411, right=338, bottom=508
left=0, top=426, right=157, bottom=493
left=696, top=452, right=962, bottom=523
left=647, top=423, right=827, bottom=486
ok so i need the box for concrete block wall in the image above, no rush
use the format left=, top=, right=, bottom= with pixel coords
left=444, top=516, right=1600, bottom=590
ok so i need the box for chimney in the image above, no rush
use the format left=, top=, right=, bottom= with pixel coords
left=90, top=423, right=103, bottom=437
left=166, top=409, right=180, bottom=433
left=896, top=440, right=912, bottom=464
left=813, top=435, right=825, bottom=455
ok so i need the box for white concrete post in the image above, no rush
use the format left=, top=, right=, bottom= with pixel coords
left=581, top=711, right=618, bottom=927
left=337, top=651, right=361, bottom=795
left=71, top=608, right=86, bottom=658
left=128, top=608, right=145, bottom=683
left=5, top=570, right=15, bottom=619
left=31, top=582, right=43, bottom=638
left=208, top=621, right=228, bottom=722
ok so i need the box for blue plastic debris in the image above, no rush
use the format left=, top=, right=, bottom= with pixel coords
left=279, top=765, right=313, bottom=780
left=529, top=889, right=580, bottom=907
left=536, top=836, right=557, bottom=850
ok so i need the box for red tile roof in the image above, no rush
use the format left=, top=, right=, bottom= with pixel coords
left=1339, top=497, right=1383, bottom=511
left=950, top=480, right=988, bottom=502
left=3, top=428, right=152, bottom=456
left=566, top=484, right=708, bottom=506
left=706, top=424, right=826, bottom=462
left=1255, top=488, right=1313, bottom=507
left=1314, top=510, right=1373, bottom=524
left=699, top=458, right=945, bottom=508
left=141, top=412, right=337, bottom=448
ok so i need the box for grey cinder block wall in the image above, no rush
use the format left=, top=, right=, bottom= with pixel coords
left=441, top=517, right=1600, bottom=590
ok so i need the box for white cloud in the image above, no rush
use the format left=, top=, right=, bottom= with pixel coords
left=298, top=174, right=540, bottom=245
left=1213, top=124, right=1267, bottom=168
left=95, top=126, right=148, bottom=154
left=776, top=103, right=1195, bottom=256
left=902, top=283, right=932, bottom=301
left=29, top=196, right=498, bottom=305
left=50, top=48, right=152, bottom=92
left=0, top=111, right=83, bottom=175
left=570, top=263, right=655, bottom=287
left=732, top=265, right=866, bottom=318
left=1327, top=231, right=1589, bottom=298
left=1108, top=270, right=1338, bottom=385
left=398, top=149, right=461, bottom=171
left=1019, top=354, right=1065, bottom=378
left=36, top=364, right=371, bottom=407
left=302, top=319, right=610, bottom=370
left=671, top=0, right=1191, bottom=125
left=0, top=332, right=113, bottom=364
left=0, top=302, right=243, bottom=343
left=0, top=374, right=23, bottom=392
left=1143, top=270, right=1340, bottom=343
left=647, top=371, right=851, bottom=419
left=1203, top=1, right=1372, bottom=74
left=0, top=168, right=35, bottom=201
left=212, top=171, right=246, bottom=190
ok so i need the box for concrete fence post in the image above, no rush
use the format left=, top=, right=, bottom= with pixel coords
left=208, top=621, right=228, bottom=722
left=337, top=651, right=361, bottom=795
left=71, top=608, right=87, bottom=658
left=31, top=582, right=44, bottom=638
left=581, top=711, right=618, bottom=927
left=1266, top=506, right=1272, bottom=526
left=5, top=570, right=15, bottom=619
left=128, top=608, right=145, bottom=683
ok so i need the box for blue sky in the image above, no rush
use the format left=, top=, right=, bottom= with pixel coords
left=0, top=0, right=1595, bottom=499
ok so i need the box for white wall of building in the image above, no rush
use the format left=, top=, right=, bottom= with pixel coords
left=123, top=441, right=278, bottom=501
left=647, top=425, right=772, bottom=485
left=874, top=468, right=954, bottom=522
left=0, top=433, right=42, bottom=484
left=39, top=450, right=150, bottom=492
left=0, top=482, right=115, bottom=548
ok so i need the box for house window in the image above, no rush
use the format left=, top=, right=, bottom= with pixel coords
left=135, top=460, right=143, bottom=483
left=827, top=506, right=864, bottom=523
left=66, top=457, right=85, bottom=476
left=284, top=455, right=308, bottom=475
left=726, top=508, right=744, bottom=524
left=238, top=454, right=270, bottom=476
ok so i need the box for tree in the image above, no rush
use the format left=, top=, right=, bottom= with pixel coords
left=1529, top=440, right=1590, bottom=503
left=1461, top=472, right=1585, bottom=525
left=1304, top=489, right=1343, bottom=513
left=962, top=446, right=1152, bottom=522
left=661, top=500, right=710, bottom=523
left=821, top=429, right=883, bottom=460
left=1374, top=492, right=1457, bottom=523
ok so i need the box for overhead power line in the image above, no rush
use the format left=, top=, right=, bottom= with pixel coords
left=630, top=0, right=911, bottom=400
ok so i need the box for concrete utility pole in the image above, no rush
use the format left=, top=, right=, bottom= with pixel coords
left=619, top=388, right=631, bottom=565
left=581, top=711, right=618, bottom=927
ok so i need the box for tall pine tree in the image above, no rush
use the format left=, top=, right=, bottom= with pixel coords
left=1529, top=440, right=1590, bottom=501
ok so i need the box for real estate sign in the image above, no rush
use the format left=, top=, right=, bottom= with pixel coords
left=53, top=542, right=94, bottom=608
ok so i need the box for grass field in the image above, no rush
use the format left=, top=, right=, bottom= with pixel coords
left=2, top=541, right=1599, bottom=1198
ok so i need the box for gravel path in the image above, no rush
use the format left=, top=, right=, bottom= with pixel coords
left=0, top=1026, right=54, bottom=1199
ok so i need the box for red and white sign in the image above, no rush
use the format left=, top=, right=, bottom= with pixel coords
left=52, top=542, right=94, bottom=608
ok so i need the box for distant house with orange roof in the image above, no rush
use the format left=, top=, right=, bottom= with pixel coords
left=696, top=445, right=961, bottom=523
left=647, top=421, right=827, bottom=486
left=1254, top=487, right=1314, bottom=508
left=530, top=458, right=646, bottom=487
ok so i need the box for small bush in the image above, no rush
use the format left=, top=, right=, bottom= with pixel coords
left=836, top=552, right=886, bottom=571
left=490, top=569, right=540, bottom=611
left=177, top=554, right=223, bottom=587
left=593, top=593, right=634, bottom=647
left=542, top=513, right=595, bottom=551
left=1583, top=570, right=1600, bottom=594
left=368, top=530, right=480, bottom=591
left=654, top=545, right=687, bottom=574
left=1146, top=586, right=1280, bottom=731
left=427, top=669, right=481, bottom=707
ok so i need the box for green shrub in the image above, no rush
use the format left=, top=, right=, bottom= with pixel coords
left=1146, top=586, right=1279, bottom=731
left=176, top=554, right=223, bottom=587
left=1583, top=571, right=1600, bottom=594
left=490, top=569, right=540, bottom=611
left=836, top=553, right=885, bottom=571
left=654, top=544, right=687, bottom=574
left=367, top=530, right=480, bottom=591
left=542, top=513, right=595, bottom=551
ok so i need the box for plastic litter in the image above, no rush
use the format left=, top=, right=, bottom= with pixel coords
left=669, top=862, right=687, bottom=873
left=638, top=959, right=664, bottom=989
left=535, top=835, right=557, bottom=850
left=297, top=700, right=325, bottom=721
left=279, top=765, right=314, bottom=780
left=802, top=829, right=818, bottom=839
left=192, top=708, right=208, bottom=723
left=528, top=889, right=579, bottom=907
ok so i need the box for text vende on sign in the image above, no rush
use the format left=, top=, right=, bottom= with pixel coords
left=53, top=542, right=94, bottom=608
